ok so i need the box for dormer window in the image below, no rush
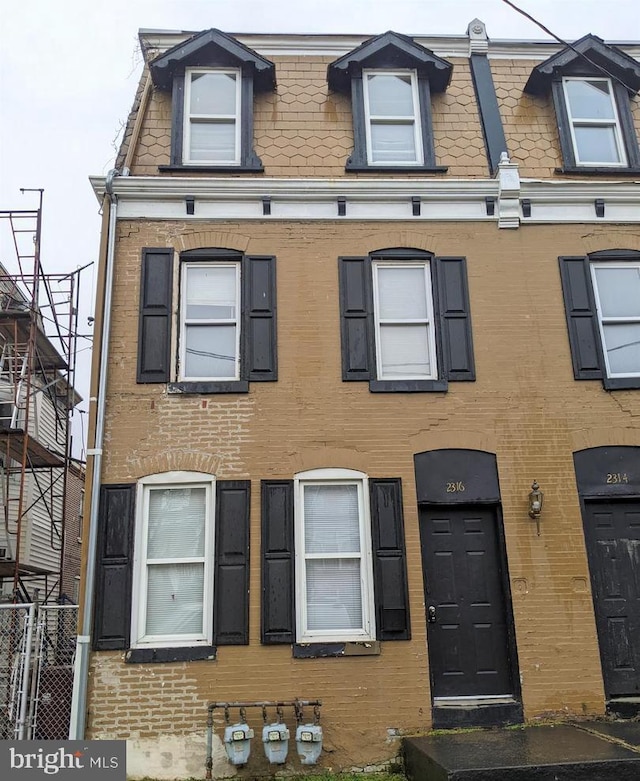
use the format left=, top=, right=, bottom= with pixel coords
left=328, top=31, right=452, bottom=173
left=363, top=70, right=423, bottom=165
left=525, top=34, right=640, bottom=174
left=184, top=69, right=241, bottom=165
left=149, top=28, right=276, bottom=173
left=562, top=78, right=627, bottom=167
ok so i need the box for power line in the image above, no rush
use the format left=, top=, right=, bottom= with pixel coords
left=500, top=0, right=633, bottom=92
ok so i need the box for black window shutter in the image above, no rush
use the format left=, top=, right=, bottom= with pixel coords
left=261, top=480, right=295, bottom=644
left=559, top=256, right=604, bottom=379
left=338, top=257, right=372, bottom=381
left=214, top=481, right=251, bottom=645
left=93, top=484, right=135, bottom=650
left=137, top=248, right=174, bottom=383
left=435, top=257, right=475, bottom=381
left=369, top=478, right=411, bottom=641
left=244, top=256, right=277, bottom=381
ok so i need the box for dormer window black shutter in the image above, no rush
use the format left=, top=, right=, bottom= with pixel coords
left=137, top=248, right=174, bottom=383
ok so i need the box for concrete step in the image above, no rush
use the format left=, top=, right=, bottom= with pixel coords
left=403, top=723, right=640, bottom=780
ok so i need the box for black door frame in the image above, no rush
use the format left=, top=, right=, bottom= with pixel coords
left=414, top=449, right=522, bottom=728
left=573, top=446, right=640, bottom=716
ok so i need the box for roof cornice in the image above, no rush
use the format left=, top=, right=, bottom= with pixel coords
left=139, top=30, right=640, bottom=62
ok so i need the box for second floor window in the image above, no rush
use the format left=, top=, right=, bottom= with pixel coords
left=363, top=71, right=423, bottom=165
left=591, top=262, right=640, bottom=378
left=559, top=250, right=640, bottom=390
left=180, top=262, right=241, bottom=381
left=372, top=261, right=437, bottom=380
left=562, top=78, right=626, bottom=167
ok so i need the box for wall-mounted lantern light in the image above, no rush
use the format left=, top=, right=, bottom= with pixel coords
left=528, top=480, right=544, bottom=535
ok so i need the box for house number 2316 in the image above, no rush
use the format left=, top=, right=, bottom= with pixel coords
left=446, top=481, right=465, bottom=492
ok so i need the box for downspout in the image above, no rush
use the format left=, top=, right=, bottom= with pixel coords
left=68, top=168, right=119, bottom=739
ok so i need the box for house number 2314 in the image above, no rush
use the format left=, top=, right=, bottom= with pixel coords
left=446, top=481, right=465, bottom=492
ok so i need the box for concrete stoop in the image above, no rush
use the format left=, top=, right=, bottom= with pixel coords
left=403, top=722, right=640, bottom=780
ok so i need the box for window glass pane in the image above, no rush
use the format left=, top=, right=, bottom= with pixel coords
left=189, top=121, right=236, bottom=162
left=378, top=266, right=427, bottom=319
left=190, top=72, right=237, bottom=115
left=602, top=324, right=640, bottom=375
left=574, top=126, right=621, bottom=164
left=186, top=266, right=236, bottom=319
left=367, top=74, right=414, bottom=116
left=147, top=487, right=205, bottom=559
left=370, top=123, right=416, bottom=163
left=565, top=79, right=615, bottom=120
left=594, top=267, right=640, bottom=318
left=185, top=325, right=237, bottom=378
left=306, top=559, right=362, bottom=630
left=304, top=484, right=360, bottom=554
left=380, top=323, right=430, bottom=377
left=146, top=563, right=204, bottom=636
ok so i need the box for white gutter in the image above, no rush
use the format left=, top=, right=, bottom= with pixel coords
left=69, top=170, right=119, bottom=740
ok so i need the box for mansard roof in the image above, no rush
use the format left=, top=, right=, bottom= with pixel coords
left=327, top=30, right=453, bottom=93
left=149, top=28, right=276, bottom=91
left=524, top=33, right=640, bottom=95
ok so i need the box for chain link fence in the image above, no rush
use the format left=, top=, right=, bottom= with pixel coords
left=0, top=603, right=77, bottom=739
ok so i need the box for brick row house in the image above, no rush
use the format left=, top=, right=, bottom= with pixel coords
left=76, top=19, right=640, bottom=779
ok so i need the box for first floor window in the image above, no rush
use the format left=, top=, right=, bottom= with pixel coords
left=591, top=262, right=640, bottom=377
left=132, top=473, right=215, bottom=648
left=295, top=469, right=375, bottom=642
left=180, top=261, right=241, bottom=381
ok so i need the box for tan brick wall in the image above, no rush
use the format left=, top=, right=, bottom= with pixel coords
left=87, top=218, right=640, bottom=769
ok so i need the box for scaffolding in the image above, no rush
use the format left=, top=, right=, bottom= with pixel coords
left=0, top=191, right=85, bottom=604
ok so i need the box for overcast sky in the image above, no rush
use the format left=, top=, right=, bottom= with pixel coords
left=1, top=0, right=638, bottom=457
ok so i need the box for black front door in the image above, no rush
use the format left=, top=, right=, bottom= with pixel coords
left=583, top=500, right=640, bottom=697
left=419, top=505, right=514, bottom=698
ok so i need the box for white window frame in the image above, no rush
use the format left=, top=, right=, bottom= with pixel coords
left=363, top=69, right=423, bottom=166
left=183, top=67, right=242, bottom=166
left=131, top=471, right=216, bottom=649
left=372, top=260, right=438, bottom=381
left=294, top=468, right=376, bottom=643
left=562, top=77, right=627, bottom=167
left=179, top=261, right=241, bottom=382
left=591, top=262, right=640, bottom=379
